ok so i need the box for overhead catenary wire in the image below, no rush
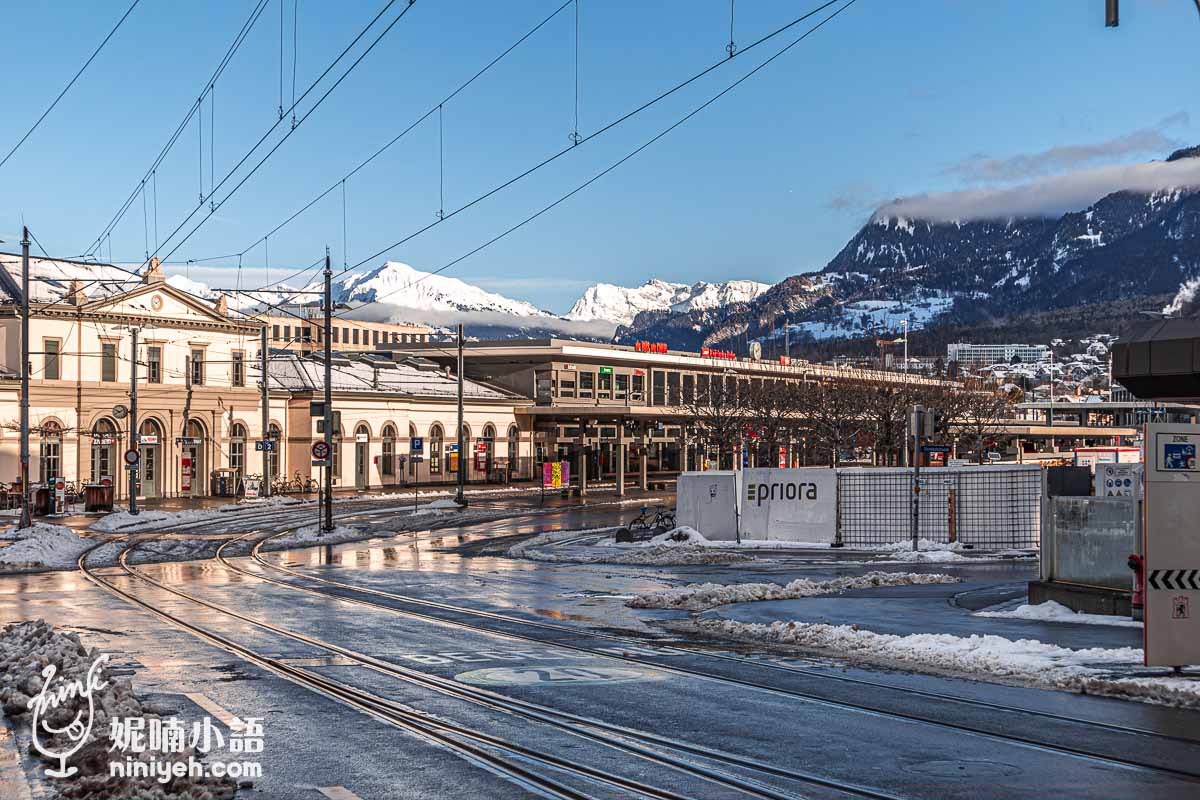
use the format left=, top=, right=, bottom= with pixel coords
left=196, top=0, right=572, bottom=266
left=138, top=0, right=418, bottom=274
left=325, top=0, right=845, bottom=285
left=0, top=0, right=142, bottom=172
left=334, top=0, right=860, bottom=319
left=291, top=0, right=300, bottom=128
left=84, top=0, right=273, bottom=258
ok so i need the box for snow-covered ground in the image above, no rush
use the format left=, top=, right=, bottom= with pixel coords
left=630, top=571, right=960, bottom=611
left=506, top=527, right=752, bottom=565
left=976, top=600, right=1143, bottom=628
left=0, top=523, right=106, bottom=570
left=694, top=617, right=1199, bottom=707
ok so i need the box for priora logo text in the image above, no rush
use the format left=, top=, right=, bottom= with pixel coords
left=747, top=481, right=818, bottom=505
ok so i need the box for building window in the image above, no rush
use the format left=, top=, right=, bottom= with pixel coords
left=631, top=373, right=645, bottom=403
left=232, top=351, right=245, bottom=387
left=372, top=330, right=379, bottom=346
left=667, top=371, right=681, bottom=406
left=615, top=373, right=629, bottom=400
left=696, top=374, right=710, bottom=405
left=39, top=422, right=62, bottom=482
left=352, top=328, right=360, bottom=345
left=507, top=425, right=519, bottom=470
left=101, top=343, right=117, bottom=382
left=682, top=374, right=694, bottom=405
left=652, top=371, right=666, bottom=405
left=558, top=377, right=576, bottom=398
left=332, top=327, right=339, bottom=343
left=430, top=425, right=443, bottom=474
left=267, top=423, right=281, bottom=480
left=43, top=339, right=61, bottom=380
left=190, top=349, right=205, bottom=385
left=579, top=372, right=594, bottom=398
left=91, top=419, right=117, bottom=483
left=283, top=325, right=291, bottom=342
left=598, top=370, right=612, bottom=399
left=147, top=346, right=162, bottom=383
left=381, top=424, right=395, bottom=476
left=230, top=422, right=247, bottom=476
left=342, top=326, right=349, bottom=343
left=272, top=325, right=280, bottom=341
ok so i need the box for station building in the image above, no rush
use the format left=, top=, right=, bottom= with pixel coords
left=0, top=255, right=529, bottom=499
left=382, top=338, right=945, bottom=487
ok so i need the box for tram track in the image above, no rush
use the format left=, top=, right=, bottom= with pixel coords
left=80, top=536, right=902, bottom=800
left=222, top=521, right=1200, bottom=784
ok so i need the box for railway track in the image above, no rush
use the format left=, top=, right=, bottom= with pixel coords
left=81, top=536, right=900, bottom=800
left=224, top=522, right=1200, bottom=784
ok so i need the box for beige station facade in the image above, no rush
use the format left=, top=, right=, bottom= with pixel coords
left=0, top=256, right=530, bottom=499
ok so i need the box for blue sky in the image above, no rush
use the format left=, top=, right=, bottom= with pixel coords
left=3, top=0, right=1199, bottom=313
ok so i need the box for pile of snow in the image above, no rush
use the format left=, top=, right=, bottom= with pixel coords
left=422, top=498, right=464, bottom=510
left=641, top=528, right=833, bottom=550
left=695, top=617, right=1200, bottom=707
left=870, top=539, right=971, bottom=563
left=0, top=523, right=99, bottom=569
left=89, top=510, right=177, bottom=532
left=976, top=600, right=1143, bottom=628
left=265, top=524, right=363, bottom=549
left=630, top=571, right=959, bottom=611
left=647, top=526, right=706, bottom=545
left=601, top=546, right=754, bottom=566
left=0, top=620, right=237, bottom=798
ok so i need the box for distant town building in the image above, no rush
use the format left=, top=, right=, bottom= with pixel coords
left=262, top=309, right=432, bottom=353
left=947, top=342, right=1050, bottom=369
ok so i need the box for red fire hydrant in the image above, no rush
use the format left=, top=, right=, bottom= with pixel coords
left=1127, top=553, right=1145, bottom=622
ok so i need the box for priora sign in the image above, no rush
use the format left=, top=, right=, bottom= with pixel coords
left=738, top=468, right=836, bottom=542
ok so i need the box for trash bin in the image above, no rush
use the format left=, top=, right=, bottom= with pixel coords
left=33, top=486, right=52, bottom=516
left=84, top=484, right=114, bottom=512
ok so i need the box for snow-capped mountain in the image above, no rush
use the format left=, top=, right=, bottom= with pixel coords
left=334, top=261, right=550, bottom=317
left=619, top=143, right=1200, bottom=351
left=567, top=279, right=769, bottom=325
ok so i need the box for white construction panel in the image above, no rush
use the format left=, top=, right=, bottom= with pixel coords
left=739, top=468, right=837, bottom=542
left=675, top=471, right=740, bottom=541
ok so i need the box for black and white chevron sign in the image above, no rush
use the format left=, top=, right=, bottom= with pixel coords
left=1148, top=569, right=1200, bottom=590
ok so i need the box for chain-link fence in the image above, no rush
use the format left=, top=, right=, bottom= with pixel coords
left=836, top=465, right=1042, bottom=548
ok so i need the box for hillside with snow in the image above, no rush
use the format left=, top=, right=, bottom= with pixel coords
left=334, top=261, right=550, bottom=317
left=567, top=279, right=769, bottom=325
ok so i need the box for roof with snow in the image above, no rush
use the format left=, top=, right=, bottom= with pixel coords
left=260, top=350, right=522, bottom=402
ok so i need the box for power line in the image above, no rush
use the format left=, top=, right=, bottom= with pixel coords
left=335, top=0, right=859, bottom=319
left=141, top=0, right=418, bottom=272
left=329, top=0, right=844, bottom=283
left=206, top=0, right=571, bottom=264
left=0, top=0, right=142, bottom=172
left=84, top=0, right=274, bottom=258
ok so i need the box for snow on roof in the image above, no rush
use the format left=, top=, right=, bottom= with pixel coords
left=0, top=253, right=137, bottom=303
left=259, top=351, right=515, bottom=401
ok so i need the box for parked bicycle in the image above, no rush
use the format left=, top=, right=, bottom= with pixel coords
left=615, top=504, right=677, bottom=542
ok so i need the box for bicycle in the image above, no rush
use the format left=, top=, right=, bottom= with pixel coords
left=616, top=504, right=677, bottom=542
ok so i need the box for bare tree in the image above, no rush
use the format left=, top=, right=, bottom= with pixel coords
left=944, top=378, right=1015, bottom=463
left=684, top=373, right=745, bottom=469
left=861, top=382, right=919, bottom=465
left=801, top=378, right=868, bottom=466
left=743, top=378, right=797, bottom=466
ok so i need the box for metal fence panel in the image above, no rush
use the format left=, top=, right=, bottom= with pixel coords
left=836, top=465, right=1042, bottom=549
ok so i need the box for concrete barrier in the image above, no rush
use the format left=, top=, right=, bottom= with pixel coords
left=675, top=471, right=739, bottom=541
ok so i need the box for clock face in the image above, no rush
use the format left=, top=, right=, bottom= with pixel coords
left=150, top=295, right=164, bottom=311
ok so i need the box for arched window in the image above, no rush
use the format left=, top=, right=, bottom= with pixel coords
left=267, top=423, right=281, bottom=480
left=230, top=422, right=247, bottom=476
left=91, top=419, right=118, bottom=483
left=482, top=423, right=496, bottom=471
left=185, top=418, right=206, bottom=439
left=381, top=424, right=396, bottom=476
left=39, top=421, right=63, bottom=483
left=429, top=424, right=443, bottom=474
left=507, top=424, right=519, bottom=469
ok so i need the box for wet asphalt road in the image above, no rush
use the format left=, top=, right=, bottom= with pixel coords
left=4, top=496, right=1200, bottom=800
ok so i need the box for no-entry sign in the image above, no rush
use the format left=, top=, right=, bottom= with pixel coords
left=123, top=449, right=140, bottom=466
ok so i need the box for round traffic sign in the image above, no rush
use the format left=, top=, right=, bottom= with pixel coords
left=123, top=448, right=140, bottom=466
left=311, top=441, right=331, bottom=460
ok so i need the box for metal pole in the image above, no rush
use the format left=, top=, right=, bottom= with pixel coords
left=902, top=319, right=909, bottom=374
left=455, top=323, right=466, bottom=506
left=322, top=251, right=334, bottom=532
left=910, top=405, right=921, bottom=552
left=128, top=327, right=139, bottom=515
left=18, top=228, right=31, bottom=529
left=260, top=325, right=271, bottom=497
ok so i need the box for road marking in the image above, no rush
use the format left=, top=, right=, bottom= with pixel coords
left=184, top=693, right=244, bottom=731
left=318, top=788, right=364, bottom=800
left=455, top=665, right=665, bottom=687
